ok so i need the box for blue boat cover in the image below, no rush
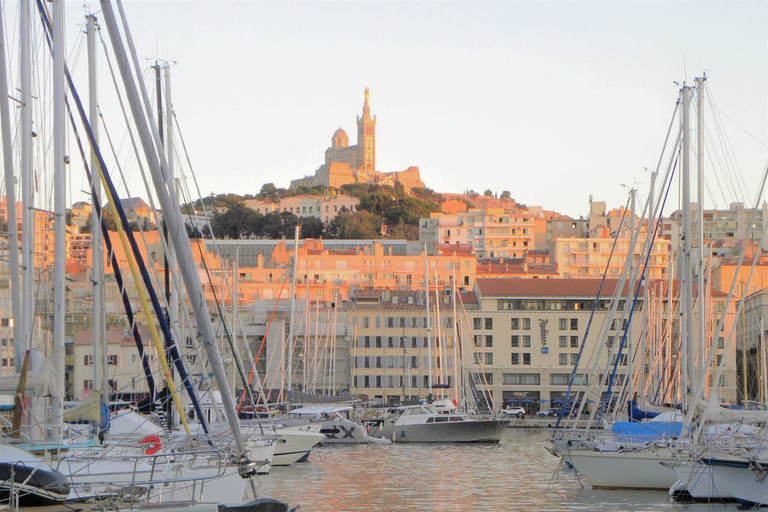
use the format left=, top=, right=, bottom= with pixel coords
left=628, top=400, right=661, bottom=421
left=611, top=421, right=682, bottom=440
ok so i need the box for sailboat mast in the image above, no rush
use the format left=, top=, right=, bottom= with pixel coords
left=51, top=0, right=66, bottom=437
left=286, top=223, right=299, bottom=394
left=19, top=0, right=33, bottom=364
left=0, top=2, right=22, bottom=363
left=695, top=74, right=707, bottom=383
left=424, top=244, right=433, bottom=399
left=87, top=13, right=107, bottom=396
left=681, top=84, right=694, bottom=410
left=627, top=188, right=635, bottom=400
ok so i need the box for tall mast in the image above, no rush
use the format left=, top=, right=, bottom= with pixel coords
left=695, top=74, right=707, bottom=383
left=51, top=0, right=66, bottom=437
left=627, top=188, right=636, bottom=399
left=286, top=223, right=299, bottom=394
left=424, top=244, right=433, bottom=400
left=87, top=14, right=107, bottom=396
left=19, top=0, right=33, bottom=365
left=681, top=84, right=694, bottom=410
left=0, top=1, right=22, bottom=361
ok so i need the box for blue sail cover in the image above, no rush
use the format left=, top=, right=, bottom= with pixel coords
left=628, top=400, right=661, bottom=422
left=612, top=421, right=682, bottom=441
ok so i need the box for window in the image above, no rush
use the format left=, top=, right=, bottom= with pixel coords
left=485, top=318, right=493, bottom=330
left=551, top=373, right=588, bottom=386
left=559, top=318, right=567, bottom=330
left=717, top=337, right=725, bottom=349
left=107, top=355, right=118, bottom=365
left=716, top=354, right=723, bottom=366
left=511, top=335, right=520, bottom=347
left=84, top=355, right=93, bottom=366
left=570, top=318, right=578, bottom=330
left=375, top=336, right=382, bottom=348
left=511, top=318, right=520, bottom=330
left=474, top=318, right=482, bottom=330
left=502, top=373, right=540, bottom=385
left=559, top=336, right=567, bottom=348
left=84, top=379, right=93, bottom=391
left=570, top=353, right=578, bottom=365
left=485, top=335, right=493, bottom=347
left=522, top=318, right=531, bottom=330
left=364, top=336, right=371, bottom=348
left=511, top=353, right=520, bottom=365
left=363, top=316, right=370, bottom=328
left=485, top=353, right=493, bottom=365
left=523, top=353, right=531, bottom=365
left=388, top=337, right=394, bottom=348
left=387, top=317, right=395, bottom=328
left=523, top=335, right=531, bottom=348
left=376, top=317, right=381, bottom=328
left=482, top=373, right=493, bottom=385
left=474, top=335, right=482, bottom=347
left=570, top=336, right=579, bottom=348
left=131, top=354, right=137, bottom=362
left=559, top=353, right=567, bottom=365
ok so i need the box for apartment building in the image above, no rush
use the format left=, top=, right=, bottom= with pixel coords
left=347, top=288, right=461, bottom=403
left=551, top=231, right=671, bottom=279
left=468, top=278, right=737, bottom=407
left=420, top=208, right=536, bottom=259
left=245, top=194, right=359, bottom=225
left=662, top=202, right=768, bottom=249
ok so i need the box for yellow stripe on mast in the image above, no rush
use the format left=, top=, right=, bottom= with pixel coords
left=94, top=158, right=191, bottom=437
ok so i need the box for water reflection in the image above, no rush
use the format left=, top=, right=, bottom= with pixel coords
left=250, top=429, right=740, bottom=511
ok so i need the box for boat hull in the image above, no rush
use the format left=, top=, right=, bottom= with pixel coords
left=704, top=457, right=768, bottom=507
left=669, top=461, right=733, bottom=501
left=564, top=448, right=679, bottom=490
left=392, top=419, right=506, bottom=443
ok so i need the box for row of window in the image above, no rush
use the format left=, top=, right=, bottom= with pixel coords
left=356, top=335, right=453, bottom=349
left=474, top=317, right=582, bottom=331
left=357, top=316, right=453, bottom=329
left=354, top=355, right=454, bottom=369
left=84, top=354, right=119, bottom=365
left=353, top=374, right=453, bottom=389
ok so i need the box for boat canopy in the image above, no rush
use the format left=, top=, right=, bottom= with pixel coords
left=289, top=406, right=354, bottom=415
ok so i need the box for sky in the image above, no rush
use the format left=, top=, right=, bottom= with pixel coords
left=13, top=1, right=768, bottom=219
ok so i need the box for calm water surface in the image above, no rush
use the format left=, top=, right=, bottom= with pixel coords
left=250, top=429, right=740, bottom=511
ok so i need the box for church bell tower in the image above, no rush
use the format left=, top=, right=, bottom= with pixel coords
left=356, top=87, right=376, bottom=171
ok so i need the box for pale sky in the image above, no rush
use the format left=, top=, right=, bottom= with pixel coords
left=45, top=1, right=768, bottom=218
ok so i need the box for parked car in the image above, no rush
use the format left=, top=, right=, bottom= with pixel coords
left=501, top=406, right=526, bottom=417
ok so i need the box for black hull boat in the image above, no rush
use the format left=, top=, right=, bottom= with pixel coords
left=0, top=445, right=70, bottom=506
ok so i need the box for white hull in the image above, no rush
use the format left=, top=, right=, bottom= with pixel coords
left=706, top=458, right=768, bottom=506
left=564, top=448, right=679, bottom=490
left=669, top=461, right=733, bottom=501
left=58, top=454, right=246, bottom=504
left=272, top=425, right=325, bottom=466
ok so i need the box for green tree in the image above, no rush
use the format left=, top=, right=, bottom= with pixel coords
left=300, top=216, right=324, bottom=239
left=484, top=189, right=493, bottom=197
left=209, top=203, right=262, bottom=239
left=500, top=190, right=511, bottom=200
left=333, top=210, right=379, bottom=239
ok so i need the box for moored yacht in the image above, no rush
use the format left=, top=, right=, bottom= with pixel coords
left=388, top=404, right=508, bottom=443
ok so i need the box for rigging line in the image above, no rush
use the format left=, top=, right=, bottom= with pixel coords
left=65, top=86, right=156, bottom=406
left=704, top=115, right=742, bottom=204
left=705, top=83, right=750, bottom=202
left=171, top=112, right=261, bottom=408
left=98, top=104, right=206, bottom=385
left=604, top=155, right=678, bottom=424
left=557, top=195, right=631, bottom=428
left=705, top=81, right=768, bottom=150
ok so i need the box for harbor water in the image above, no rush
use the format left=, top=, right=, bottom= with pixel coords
left=250, top=428, right=743, bottom=511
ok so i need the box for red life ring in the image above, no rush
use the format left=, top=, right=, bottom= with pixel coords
left=140, top=435, right=162, bottom=455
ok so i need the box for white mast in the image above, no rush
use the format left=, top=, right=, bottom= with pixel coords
left=87, top=14, right=107, bottom=395
left=0, top=1, right=22, bottom=360
left=627, top=188, right=636, bottom=400
left=286, top=223, right=299, bottom=395
left=19, top=0, right=33, bottom=365
left=681, top=84, right=694, bottom=410
left=695, top=74, right=707, bottom=383
left=51, top=0, right=66, bottom=437
left=424, top=244, right=433, bottom=399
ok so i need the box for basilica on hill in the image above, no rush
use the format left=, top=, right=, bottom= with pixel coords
left=289, top=89, right=425, bottom=192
